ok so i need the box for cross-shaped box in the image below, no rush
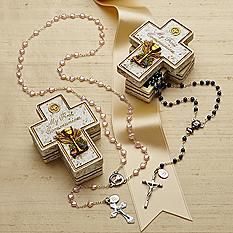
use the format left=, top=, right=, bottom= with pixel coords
left=117, top=19, right=194, bottom=102
left=29, top=94, right=103, bottom=185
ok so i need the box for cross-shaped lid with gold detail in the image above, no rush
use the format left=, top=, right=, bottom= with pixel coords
left=117, top=19, right=194, bottom=102
left=29, top=94, right=103, bottom=185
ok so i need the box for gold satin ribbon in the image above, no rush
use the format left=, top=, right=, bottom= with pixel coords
left=94, top=0, right=192, bottom=230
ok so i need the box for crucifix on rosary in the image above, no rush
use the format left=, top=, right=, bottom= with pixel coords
left=142, top=168, right=169, bottom=209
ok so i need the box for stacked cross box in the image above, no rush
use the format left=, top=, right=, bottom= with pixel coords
left=117, top=19, right=195, bottom=102
left=29, top=95, right=103, bottom=185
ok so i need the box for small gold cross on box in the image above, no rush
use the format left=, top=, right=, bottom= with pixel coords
left=29, top=94, right=103, bottom=185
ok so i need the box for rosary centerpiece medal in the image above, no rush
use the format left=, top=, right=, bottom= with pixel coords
left=29, top=94, right=103, bottom=185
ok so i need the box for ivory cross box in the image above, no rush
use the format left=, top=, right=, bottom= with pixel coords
left=29, top=94, right=103, bottom=184
left=117, top=19, right=194, bottom=102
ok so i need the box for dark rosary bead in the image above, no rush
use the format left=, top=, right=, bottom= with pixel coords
left=212, top=110, right=216, bottom=115
left=194, top=107, right=198, bottom=112
left=182, top=136, right=187, bottom=141
left=163, top=101, right=167, bottom=106
left=160, top=163, right=165, bottom=169
left=217, top=91, right=222, bottom=96
left=194, top=100, right=198, bottom=105
left=169, top=102, right=173, bottom=107
left=173, top=158, right=178, bottom=164
left=179, top=154, right=184, bottom=160
left=214, top=104, right=219, bottom=109
left=216, top=97, right=220, bottom=103
left=180, top=83, right=184, bottom=88
left=207, top=115, right=211, bottom=120
left=200, top=80, right=204, bottom=85
left=216, top=86, right=220, bottom=91
left=183, top=97, right=187, bottom=102
left=166, top=83, right=171, bottom=88
left=192, top=81, right=197, bottom=86
left=190, top=97, right=195, bottom=102
left=176, top=99, right=181, bottom=104
left=211, top=81, right=215, bottom=86
left=159, top=96, right=164, bottom=101
left=181, top=148, right=185, bottom=153
left=206, top=80, right=210, bottom=85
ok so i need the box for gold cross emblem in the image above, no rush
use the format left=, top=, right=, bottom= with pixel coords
left=131, top=40, right=161, bottom=68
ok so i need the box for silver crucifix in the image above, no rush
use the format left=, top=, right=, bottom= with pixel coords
left=142, top=174, right=163, bottom=209
left=105, top=194, right=135, bottom=224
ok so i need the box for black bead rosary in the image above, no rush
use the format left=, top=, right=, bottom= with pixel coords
left=142, top=79, right=222, bottom=208
left=158, top=79, right=221, bottom=167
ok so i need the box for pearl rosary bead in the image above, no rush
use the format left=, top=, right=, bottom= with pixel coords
left=18, top=56, right=24, bottom=63
left=99, top=32, right=105, bottom=38
left=70, top=13, right=75, bottom=19
left=102, top=121, right=108, bottom=127
left=89, top=100, right=94, bottom=106
left=17, top=64, right=23, bottom=70
left=98, top=82, right=104, bottom=87
left=135, top=141, right=141, bottom=148
left=141, top=146, right=147, bottom=153
left=73, top=187, right=80, bottom=193
left=128, top=133, right=135, bottom=140
left=18, top=78, right=23, bottom=85
left=33, top=30, right=39, bottom=36
left=89, top=78, right=95, bottom=84
left=105, top=130, right=110, bottom=136
left=91, top=185, right=97, bottom=190
left=53, top=16, right=59, bottom=22
left=87, top=201, right=94, bottom=208
left=22, top=41, right=28, bottom=48
left=100, top=113, right=106, bottom=119
left=39, top=90, right=45, bottom=96
left=88, top=15, right=93, bottom=21
left=61, top=14, right=67, bottom=20
left=133, top=169, right=139, bottom=176
left=106, top=86, right=111, bottom=91
left=71, top=200, right=77, bottom=207
left=79, top=76, right=85, bottom=81
left=110, top=137, right=116, bottom=143
left=144, top=154, right=150, bottom=161
left=19, top=49, right=25, bottom=55
left=60, top=60, right=65, bottom=66
left=121, top=149, right=127, bottom=157
left=95, top=106, right=101, bottom=112
left=66, top=87, right=72, bottom=93
left=74, top=52, right=79, bottom=58
left=65, top=54, right=72, bottom=60
left=121, top=158, right=127, bottom=165
left=46, top=21, right=52, bottom=27
left=81, top=96, right=86, bottom=101
left=90, top=50, right=96, bottom=56
left=68, top=193, right=74, bottom=200
left=16, top=72, right=22, bottom=78
left=116, top=143, right=122, bottom=150
left=69, top=76, right=75, bottom=82
left=140, top=162, right=146, bottom=169
left=98, top=25, right=104, bottom=30
left=22, top=86, right=28, bottom=92
left=61, top=74, right=66, bottom=80
left=80, top=13, right=85, bottom=19
left=95, top=19, right=100, bottom=25
left=99, top=40, right=105, bottom=46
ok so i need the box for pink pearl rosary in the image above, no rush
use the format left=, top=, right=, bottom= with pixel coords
left=16, top=13, right=150, bottom=218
